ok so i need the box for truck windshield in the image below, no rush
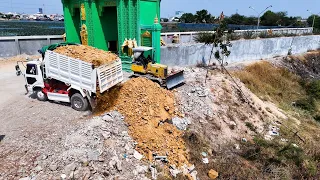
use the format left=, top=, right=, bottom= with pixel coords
left=26, top=64, right=37, bottom=75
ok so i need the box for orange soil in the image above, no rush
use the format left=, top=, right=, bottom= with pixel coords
left=54, top=45, right=118, bottom=66
left=96, top=77, right=188, bottom=166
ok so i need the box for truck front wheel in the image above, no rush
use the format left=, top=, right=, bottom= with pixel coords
left=71, top=93, right=89, bottom=111
left=36, top=89, right=48, bottom=101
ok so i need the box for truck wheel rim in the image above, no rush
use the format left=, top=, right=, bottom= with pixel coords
left=74, top=99, right=83, bottom=109
left=37, top=91, right=44, bottom=99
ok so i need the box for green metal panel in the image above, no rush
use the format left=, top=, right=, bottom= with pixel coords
left=120, top=56, right=133, bottom=72
left=90, top=1, right=108, bottom=50
left=140, top=0, right=159, bottom=25
left=61, top=0, right=161, bottom=70
left=117, top=0, right=139, bottom=54
left=100, top=6, right=118, bottom=51
left=62, top=0, right=81, bottom=43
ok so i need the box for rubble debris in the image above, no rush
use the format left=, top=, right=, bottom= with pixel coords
left=53, top=45, right=118, bottom=66
left=234, top=144, right=240, bottom=150
left=133, top=150, right=143, bottom=160
left=96, top=77, right=188, bottom=166
left=202, top=158, right=209, bottom=164
left=149, top=165, right=158, bottom=180
left=174, top=67, right=287, bottom=149
left=208, top=169, right=219, bottom=179
left=172, top=117, right=191, bottom=130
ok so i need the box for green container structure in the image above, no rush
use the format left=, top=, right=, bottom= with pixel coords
left=61, top=0, right=162, bottom=72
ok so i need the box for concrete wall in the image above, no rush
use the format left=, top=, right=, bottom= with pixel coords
left=161, top=28, right=313, bottom=45
left=0, top=28, right=313, bottom=58
left=161, top=35, right=320, bottom=66
left=0, top=35, right=63, bottom=57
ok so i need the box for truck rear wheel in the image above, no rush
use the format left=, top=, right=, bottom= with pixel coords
left=71, top=93, right=89, bottom=111
left=36, top=89, right=48, bottom=101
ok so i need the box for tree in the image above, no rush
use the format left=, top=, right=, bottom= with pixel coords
left=307, top=15, right=320, bottom=30
left=180, top=13, right=195, bottom=23
left=226, top=13, right=246, bottom=25
left=243, top=16, right=257, bottom=25
left=260, top=10, right=280, bottom=26
left=195, top=9, right=212, bottom=23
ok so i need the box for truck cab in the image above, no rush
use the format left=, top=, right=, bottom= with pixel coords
left=24, top=60, right=45, bottom=94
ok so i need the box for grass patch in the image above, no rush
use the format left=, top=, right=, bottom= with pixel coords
left=233, top=60, right=320, bottom=178
left=245, top=122, right=258, bottom=133
left=233, top=61, right=306, bottom=105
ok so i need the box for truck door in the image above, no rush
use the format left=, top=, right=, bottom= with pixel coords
left=25, top=63, right=44, bottom=92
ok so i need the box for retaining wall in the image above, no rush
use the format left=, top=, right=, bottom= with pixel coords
left=160, top=35, right=320, bottom=66
left=0, top=35, right=63, bottom=57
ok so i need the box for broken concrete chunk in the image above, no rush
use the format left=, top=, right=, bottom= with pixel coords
left=87, top=150, right=100, bottom=161
left=133, top=150, right=143, bottom=160
left=34, top=165, right=42, bottom=172
left=102, top=114, right=113, bottom=122
left=172, top=117, right=191, bottom=130
left=116, top=160, right=122, bottom=171
left=64, top=162, right=76, bottom=175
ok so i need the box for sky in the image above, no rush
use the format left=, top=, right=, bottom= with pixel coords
left=0, top=0, right=319, bottom=18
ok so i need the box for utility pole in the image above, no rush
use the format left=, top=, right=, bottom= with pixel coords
left=249, top=5, right=272, bottom=29
left=307, top=10, right=315, bottom=28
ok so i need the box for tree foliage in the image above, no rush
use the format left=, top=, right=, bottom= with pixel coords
left=195, top=9, right=212, bottom=23
left=260, top=10, right=302, bottom=27
left=307, top=15, right=320, bottom=30
left=194, top=19, right=232, bottom=61
left=178, top=10, right=306, bottom=28
left=180, top=13, right=195, bottom=23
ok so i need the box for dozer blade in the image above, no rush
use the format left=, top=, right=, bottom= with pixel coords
left=166, top=70, right=185, bottom=89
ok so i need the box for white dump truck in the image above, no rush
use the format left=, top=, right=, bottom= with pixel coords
left=15, top=50, right=123, bottom=111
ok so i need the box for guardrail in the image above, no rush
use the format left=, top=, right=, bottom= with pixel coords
left=160, top=28, right=314, bottom=44
left=0, top=28, right=314, bottom=57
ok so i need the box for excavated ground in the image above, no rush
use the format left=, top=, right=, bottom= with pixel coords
left=96, top=77, right=189, bottom=167
left=54, top=45, right=118, bottom=66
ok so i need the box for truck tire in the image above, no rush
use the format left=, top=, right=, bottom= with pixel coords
left=71, top=93, right=89, bottom=111
left=36, top=89, right=48, bottom=101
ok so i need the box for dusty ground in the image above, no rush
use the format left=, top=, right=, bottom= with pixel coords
left=0, top=57, right=149, bottom=180
left=0, top=58, right=86, bottom=179
left=0, top=54, right=298, bottom=180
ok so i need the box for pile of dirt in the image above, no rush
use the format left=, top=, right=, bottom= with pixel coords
left=53, top=45, right=118, bottom=66
left=96, top=77, right=189, bottom=166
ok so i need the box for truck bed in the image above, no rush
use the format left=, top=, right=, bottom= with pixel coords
left=44, top=50, right=123, bottom=94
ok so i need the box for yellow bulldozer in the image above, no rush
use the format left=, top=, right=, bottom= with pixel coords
left=131, top=47, right=184, bottom=89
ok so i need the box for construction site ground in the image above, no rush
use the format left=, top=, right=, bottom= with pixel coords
left=1, top=52, right=320, bottom=179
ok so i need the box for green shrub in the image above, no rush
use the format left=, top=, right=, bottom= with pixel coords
left=295, top=98, right=316, bottom=112
left=243, top=31, right=255, bottom=39
left=245, top=122, right=257, bottom=133
left=194, top=32, right=215, bottom=44
left=227, top=33, right=241, bottom=41
left=258, top=32, right=269, bottom=38
left=305, top=80, right=320, bottom=99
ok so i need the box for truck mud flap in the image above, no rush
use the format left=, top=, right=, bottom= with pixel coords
left=166, top=71, right=185, bottom=89
left=85, top=91, right=97, bottom=111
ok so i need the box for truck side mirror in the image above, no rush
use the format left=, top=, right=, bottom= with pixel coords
left=15, top=65, right=21, bottom=76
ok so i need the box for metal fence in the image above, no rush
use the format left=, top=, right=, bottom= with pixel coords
left=0, top=28, right=314, bottom=57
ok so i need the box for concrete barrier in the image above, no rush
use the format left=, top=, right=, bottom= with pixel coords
left=161, top=28, right=313, bottom=44
left=0, top=27, right=313, bottom=58
left=0, top=35, right=63, bottom=57
left=160, top=35, right=320, bottom=66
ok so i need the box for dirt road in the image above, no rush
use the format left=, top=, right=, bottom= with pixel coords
left=0, top=60, right=88, bottom=179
